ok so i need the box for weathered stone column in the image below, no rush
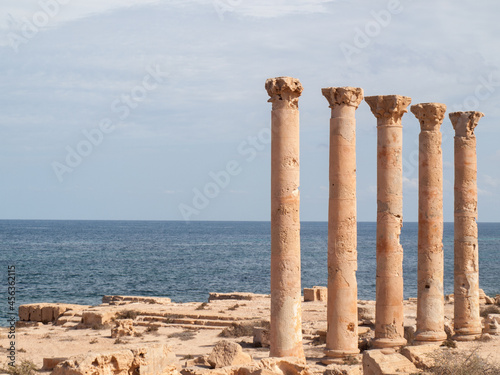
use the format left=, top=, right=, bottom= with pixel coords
left=266, top=76, right=304, bottom=358
left=321, top=87, right=363, bottom=359
left=449, top=111, right=484, bottom=341
left=411, top=103, right=447, bottom=344
left=365, top=95, right=411, bottom=349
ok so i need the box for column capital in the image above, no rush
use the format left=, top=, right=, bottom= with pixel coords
left=321, top=86, right=364, bottom=109
left=411, top=103, right=447, bottom=131
left=449, top=111, right=484, bottom=137
left=265, top=76, right=303, bottom=110
left=365, top=95, right=411, bottom=124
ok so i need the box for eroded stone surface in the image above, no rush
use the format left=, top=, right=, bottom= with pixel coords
left=362, top=349, right=419, bottom=375
left=265, top=77, right=303, bottom=110
left=18, top=303, right=87, bottom=323
left=207, top=340, right=252, bottom=369
left=365, top=95, right=411, bottom=349
left=52, top=344, right=178, bottom=375
left=267, top=76, right=304, bottom=359
left=322, top=86, right=363, bottom=359
left=449, top=111, right=484, bottom=341
left=303, top=287, right=327, bottom=302
left=111, top=319, right=136, bottom=338
left=411, top=103, right=447, bottom=344
left=102, top=295, right=172, bottom=305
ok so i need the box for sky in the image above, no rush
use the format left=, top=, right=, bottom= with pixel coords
left=1, top=0, right=499, bottom=222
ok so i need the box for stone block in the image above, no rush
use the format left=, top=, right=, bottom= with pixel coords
left=52, top=344, right=177, bottom=375
left=208, top=340, right=252, bottom=368
left=41, top=306, right=54, bottom=323
left=30, top=305, right=42, bottom=321
left=253, top=327, right=270, bottom=348
left=42, top=357, right=67, bottom=371
left=404, top=325, right=416, bottom=345
left=303, top=286, right=327, bottom=302
left=400, top=344, right=436, bottom=369
left=82, top=310, right=115, bottom=327
left=111, top=319, right=136, bottom=338
left=363, top=349, right=419, bottom=375
left=18, top=305, right=30, bottom=321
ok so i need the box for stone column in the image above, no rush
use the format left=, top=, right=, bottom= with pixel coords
left=411, top=103, right=447, bottom=344
left=321, top=87, right=363, bottom=359
left=266, top=76, right=304, bottom=358
left=365, top=95, right=411, bottom=349
left=449, top=111, right=484, bottom=341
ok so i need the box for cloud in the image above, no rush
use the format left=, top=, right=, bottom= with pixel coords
left=403, top=176, right=418, bottom=190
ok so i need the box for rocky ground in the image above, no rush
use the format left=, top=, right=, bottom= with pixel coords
left=1, top=291, right=500, bottom=374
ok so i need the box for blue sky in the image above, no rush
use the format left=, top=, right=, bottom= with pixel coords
left=1, top=0, right=499, bottom=222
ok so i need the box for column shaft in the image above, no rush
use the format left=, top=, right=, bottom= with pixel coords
left=411, top=103, right=447, bottom=344
left=322, top=87, right=363, bottom=358
left=450, top=111, right=484, bottom=341
left=266, top=76, right=304, bottom=358
left=365, top=95, right=411, bottom=349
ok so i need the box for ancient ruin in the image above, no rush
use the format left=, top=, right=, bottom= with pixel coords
left=321, top=86, right=364, bottom=359
left=411, top=103, right=448, bottom=344
left=365, top=95, right=411, bottom=349
left=265, top=76, right=305, bottom=358
left=449, top=110, right=484, bottom=341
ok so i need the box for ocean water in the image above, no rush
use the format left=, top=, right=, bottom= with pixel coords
left=0, top=220, right=499, bottom=325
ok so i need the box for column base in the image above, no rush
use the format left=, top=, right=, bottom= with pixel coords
left=453, top=333, right=481, bottom=341
left=453, top=327, right=482, bottom=341
left=323, top=348, right=360, bottom=361
left=372, top=337, right=407, bottom=349
left=414, top=331, right=447, bottom=345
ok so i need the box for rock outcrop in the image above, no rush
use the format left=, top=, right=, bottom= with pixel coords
left=207, top=340, right=252, bottom=369
left=52, top=344, right=178, bottom=375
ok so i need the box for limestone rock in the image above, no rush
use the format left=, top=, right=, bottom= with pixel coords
left=111, top=319, right=136, bottom=338
left=208, top=293, right=269, bottom=302
left=483, top=314, right=500, bottom=335
left=253, top=327, right=270, bottom=348
left=41, top=357, right=67, bottom=371
left=52, top=344, right=177, bottom=375
left=443, top=320, right=454, bottom=339
left=358, top=302, right=375, bottom=325
left=207, top=340, right=252, bottom=369
left=324, top=364, right=361, bottom=375
left=102, top=295, right=172, bottom=305
left=303, top=287, right=327, bottom=302
left=363, top=349, right=420, bottom=375
left=185, top=355, right=211, bottom=368
left=18, top=303, right=88, bottom=323
left=257, top=357, right=308, bottom=375
left=81, top=309, right=116, bottom=327
left=403, top=325, right=416, bottom=345
left=400, top=344, right=436, bottom=369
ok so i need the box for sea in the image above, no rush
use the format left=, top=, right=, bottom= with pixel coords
left=0, top=220, right=499, bottom=326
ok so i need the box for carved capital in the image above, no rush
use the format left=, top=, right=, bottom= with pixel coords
left=265, top=76, right=303, bottom=110
left=449, top=111, right=484, bottom=137
left=411, top=103, right=447, bottom=131
left=321, top=86, right=364, bottom=109
left=365, top=95, right=411, bottom=124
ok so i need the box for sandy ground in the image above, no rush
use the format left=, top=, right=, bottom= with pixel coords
left=1, top=293, right=500, bottom=373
